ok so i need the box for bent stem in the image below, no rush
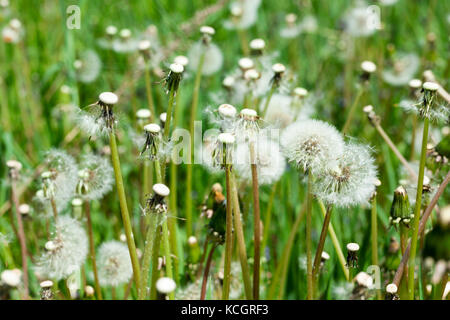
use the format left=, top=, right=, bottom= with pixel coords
left=186, top=50, right=206, bottom=237
left=200, top=241, right=217, bottom=300
left=230, top=173, right=253, bottom=299
left=85, top=201, right=102, bottom=300
left=408, top=117, right=429, bottom=300
left=249, top=141, right=261, bottom=300
left=109, top=130, right=141, bottom=290
left=306, top=173, right=314, bottom=300
left=222, top=163, right=233, bottom=300
left=312, top=204, right=333, bottom=285
left=342, top=85, right=364, bottom=135
left=318, top=201, right=349, bottom=281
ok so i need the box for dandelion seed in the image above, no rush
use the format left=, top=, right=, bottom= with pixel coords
left=313, top=142, right=378, bottom=207
left=97, top=240, right=133, bottom=287
left=281, top=119, right=344, bottom=175
left=35, top=216, right=88, bottom=280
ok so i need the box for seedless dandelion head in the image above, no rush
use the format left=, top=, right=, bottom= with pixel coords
left=238, top=57, right=254, bottom=71
left=35, top=216, right=88, bottom=280
left=281, top=119, right=344, bottom=175
left=386, top=283, right=398, bottom=294
left=1, top=269, right=21, bottom=287
left=97, top=240, right=133, bottom=287
left=218, top=104, right=237, bottom=118
left=174, top=55, right=189, bottom=67
left=409, top=78, right=422, bottom=89
left=156, top=277, right=176, bottom=294
left=313, top=142, right=378, bottom=207
left=249, top=38, right=265, bottom=55
left=361, top=60, right=376, bottom=74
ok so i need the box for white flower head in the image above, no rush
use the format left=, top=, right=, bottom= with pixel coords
left=187, top=41, right=223, bottom=76
left=234, top=133, right=286, bottom=185
left=97, top=240, right=133, bottom=287
left=382, top=53, right=420, bottom=86
left=313, top=142, right=378, bottom=207
left=76, top=154, right=114, bottom=201
left=35, top=216, right=88, bottom=280
left=281, top=119, right=344, bottom=175
left=343, top=3, right=379, bottom=38
left=74, top=50, right=102, bottom=83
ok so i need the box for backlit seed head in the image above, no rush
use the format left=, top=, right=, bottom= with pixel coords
left=361, top=61, right=377, bottom=74
left=238, top=57, right=254, bottom=71
left=71, top=198, right=83, bottom=207
left=18, top=203, right=30, bottom=215
left=1, top=269, right=21, bottom=287
left=99, top=92, right=118, bottom=105
left=97, top=241, right=133, bottom=287
left=250, top=38, right=265, bottom=50
left=106, top=25, right=117, bottom=36
left=223, top=76, right=235, bottom=88
left=174, top=55, right=189, bottom=67
left=138, top=39, right=151, bottom=52
left=355, top=272, right=373, bottom=288
left=119, top=28, right=131, bottom=39
left=272, top=63, right=286, bottom=74
left=136, top=109, right=152, bottom=120
left=187, top=236, right=198, bottom=246
left=294, top=87, right=308, bottom=97
left=40, top=280, right=53, bottom=289
left=153, top=183, right=170, bottom=197
left=144, top=123, right=161, bottom=134
left=85, top=285, right=94, bottom=297
left=386, top=283, right=398, bottom=294
left=218, top=104, right=237, bottom=118
left=159, top=112, right=167, bottom=124
left=156, top=277, right=176, bottom=294
left=200, top=25, right=215, bottom=36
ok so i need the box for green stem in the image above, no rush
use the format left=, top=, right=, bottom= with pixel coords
left=85, top=201, right=102, bottom=300
left=149, top=225, right=162, bottom=299
left=261, top=182, right=277, bottom=256
left=144, top=67, right=156, bottom=121
left=312, top=204, right=333, bottom=285
left=261, top=85, right=276, bottom=117
left=138, top=213, right=157, bottom=300
left=306, top=173, right=314, bottom=300
left=109, top=131, right=141, bottom=291
left=162, top=216, right=174, bottom=300
left=408, top=116, right=429, bottom=300
left=342, top=85, right=364, bottom=135
left=230, top=173, right=253, bottom=299
left=186, top=51, right=206, bottom=237
left=222, top=164, right=233, bottom=300
left=370, top=195, right=381, bottom=300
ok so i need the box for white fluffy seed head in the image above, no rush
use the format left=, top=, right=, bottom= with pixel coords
left=106, top=25, right=117, bottom=36
left=218, top=104, right=237, bottom=118
left=170, top=63, right=184, bottom=74
left=281, top=119, right=345, bottom=175
left=238, top=57, right=254, bottom=70
left=1, top=269, right=21, bottom=287
left=423, top=81, right=439, bottom=91
left=408, top=79, right=422, bottom=89
left=136, top=109, right=151, bottom=119
left=200, top=25, right=215, bottom=35
left=85, top=285, right=94, bottom=296
left=188, top=42, right=223, bottom=76
left=240, top=108, right=258, bottom=120
left=40, top=280, right=53, bottom=289
left=347, top=243, right=360, bottom=252
left=144, top=123, right=161, bottom=133
left=77, top=154, right=114, bottom=201
left=294, top=87, right=308, bottom=97
left=97, top=240, right=133, bottom=287
left=174, top=55, right=189, bottom=67
left=249, top=38, right=265, bottom=50
left=156, top=277, right=176, bottom=294
left=153, top=183, right=170, bottom=197
left=386, top=283, right=398, bottom=294
left=272, top=63, right=286, bottom=74
left=218, top=133, right=235, bottom=144
left=363, top=105, right=374, bottom=113
left=439, top=205, right=450, bottom=227
left=321, top=251, right=330, bottom=260
left=223, top=76, right=235, bottom=88
left=361, top=61, right=377, bottom=73
left=285, top=13, right=297, bottom=24
left=99, top=92, right=118, bottom=105
left=138, top=40, right=151, bottom=51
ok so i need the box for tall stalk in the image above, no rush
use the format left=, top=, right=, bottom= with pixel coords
left=342, top=86, right=364, bottom=135
left=200, top=242, right=217, bottom=300
left=230, top=173, right=253, bottom=299
left=222, top=163, right=233, bottom=300
left=139, top=213, right=157, bottom=300
left=306, top=173, right=314, bottom=300
left=186, top=51, right=206, bottom=237
left=144, top=67, right=156, bottom=121
left=312, top=204, right=333, bottom=283
left=84, top=201, right=102, bottom=300
left=109, top=131, right=141, bottom=290
left=408, top=116, right=429, bottom=299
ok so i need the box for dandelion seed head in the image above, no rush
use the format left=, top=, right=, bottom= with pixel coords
left=281, top=119, right=344, bottom=174
left=343, top=3, right=378, bottom=38
left=218, top=104, right=237, bottom=118
left=76, top=154, right=114, bottom=201
left=234, top=135, right=286, bottom=185
left=106, top=25, right=117, bottom=36
left=238, top=57, right=254, bottom=71
left=75, top=50, right=102, bottom=84
left=313, top=142, right=378, bottom=207
left=386, top=283, right=398, bottom=294
left=382, top=53, right=420, bottom=86
left=97, top=240, right=133, bottom=287
left=99, top=92, right=118, bottom=105
left=136, top=108, right=152, bottom=120
left=188, top=41, right=223, bottom=76
left=138, top=39, right=151, bottom=52
left=250, top=38, right=265, bottom=51
left=153, top=183, right=170, bottom=197
left=361, top=60, right=377, bottom=74
left=174, top=55, right=189, bottom=67
left=1, top=269, right=21, bottom=287
left=408, top=78, right=422, bottom=89
left=35, top=216, right=88, bottom=280
left=224, top=0, right=261, bottom=30
left=144, top=123, right=161, bottom=133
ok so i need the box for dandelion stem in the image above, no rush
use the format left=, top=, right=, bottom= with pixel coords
left=370, top=195, right=382, bottom=300
left=249, top=142, right=261, bottom=300
left=186, top=51, right=206, bottom=237
left=342, top=85, right=364, bottom=135
left=222, top=163, right=233, bottom=300
left=162, top=216, right=174, bottom=300
left=200, top=241, right=217, bottom=300
left=261, top=85, right=276, bottom=117
left=318, top=200, right=349, bottom=281
left=408, top=116, right=429, bottom=300
left=306, top=173, right=314, bottom=300
left=10, top=179, right=29, bottom=299
left=149, top=225, right=162, bottom=299
left=238, top=29, right=250, bottom=56
left=84, top=201, right=102, bottom=300
left=312, top=204, right=333, bottom=285
left=144, top=67, right=156, bottom=121
left=230, top=173, right=253, bottom=299
left=138, top=213, right=157, bottom=300
left=261, top=182, right=277, bottom=257
left=109, top=131, right=141, bottom=290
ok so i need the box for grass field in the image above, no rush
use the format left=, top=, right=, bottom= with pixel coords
left=0, top=0, right=449, bottom=300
